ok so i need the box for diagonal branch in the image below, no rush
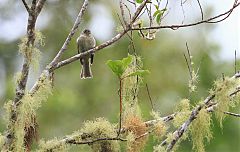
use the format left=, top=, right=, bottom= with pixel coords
left=48, top=0, right=89, bottom=68
left=36, top=0, right=47, bottom=16
left=166, top=72, right=240, bottom=151
left=22, top=0, right=30, bottom=13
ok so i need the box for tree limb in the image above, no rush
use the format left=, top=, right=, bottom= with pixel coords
left=166, top=72, right=240, bottom=151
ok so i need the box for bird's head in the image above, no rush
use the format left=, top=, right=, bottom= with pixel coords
left=83, top=29, right=91, bottom=35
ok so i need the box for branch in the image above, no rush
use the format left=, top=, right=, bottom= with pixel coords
left=38, top=112, right=174, bottom=151
left=223, top=111, right=240, bottom=117
left=22, top=0, right=30, bottom=13
left=36, top=0, right=47, bottom=15
left=3, top=0, right=48, bottom=150
left=66, top=137, right=127, bottom=145
left=166, top=72, right=240, bottom=151
left=48, top=0, right=89, bottom=68
left=132, top=0, right=240, bottom=31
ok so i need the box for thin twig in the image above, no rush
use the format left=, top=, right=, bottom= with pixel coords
left=235, top=50, right=237, bottom=74
left=223, top=111, right=240, bottom=117
left=145, top=83, right=154, bottom=111
left=21, top=0, right=30, bottom=13
left=196, top=0, right=204, bottom=20
left=132, top=1, right=240, bottom=30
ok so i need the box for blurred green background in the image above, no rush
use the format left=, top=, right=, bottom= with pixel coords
left=0, top=0, right=239, bottom=151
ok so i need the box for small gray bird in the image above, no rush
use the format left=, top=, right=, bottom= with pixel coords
left=77, top=29, right=96, bottom=79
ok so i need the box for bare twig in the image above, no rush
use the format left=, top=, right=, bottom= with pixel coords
left=132, top=1, right=240, bottom=30
left=21, top=0, right=30, bottom=13
left=145, top=83, right=154, bottom=111
left=196, top=0, right=204, bottom=20
left=235, top=50, right=237, bottom=74
left=223, top=111, right=240, bottom=117
left=120, top=0, right=128, bottom=26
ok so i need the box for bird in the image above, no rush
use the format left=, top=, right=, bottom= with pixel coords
left=77, top=29, right=96, bottom=79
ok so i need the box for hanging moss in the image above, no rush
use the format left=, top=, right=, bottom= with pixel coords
left=153, top=144, right=166, bottom=152
left=213, top=77, right=239, bottom=127
left=0, top=133, right=4, bottom=148
left=80, top=118, right=119, bottom=152
left=13, top=75, right=52, bottom=151
left=173, top=99, right=191, bottom=128
left=190, top=108, right=212, bottom=152
left=18, top=31, right=45, bottom=71
left=151, top=111, right=168, bottom=139
left=122, top=55, right=143, bottom=119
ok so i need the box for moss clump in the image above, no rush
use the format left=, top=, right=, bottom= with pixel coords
left=18, top=31, right=44, bottom=71
left=153, top=144, right=166, bottom=152
left=38, top=138, right=67, bottom=152
left=151, top=111, right=168, bottom=139
left=80, top=118, right=119, bottom=152
left=0, top=133, right=4, bottom=148
left=124, top=114, right=148, bottom=152
left=190, top=108, right=212, bottom=152
left=173, top=99, right=191, bottom=128
left=213, top=77, right=238, bottom=127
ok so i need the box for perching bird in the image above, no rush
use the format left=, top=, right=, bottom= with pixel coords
left=77, top=29, right=96, bottom=79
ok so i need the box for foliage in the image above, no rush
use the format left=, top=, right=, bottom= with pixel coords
left=106, top=54, right=149, bottom=79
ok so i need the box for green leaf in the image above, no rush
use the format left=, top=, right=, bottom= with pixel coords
left=136, top=0, right=144, bottom=3
left=154, top=4, right=159, bottom=10
left=156, top=13, right=161, bottom=24
left=106, top=55, right=133, bottom=78
left=153, top=10, right=160, bottom=18
left=122, top=55, right=133, bottom=69
left=126, top=70, right=150, bottom=78
left=106, top=60, right=124, bottom=77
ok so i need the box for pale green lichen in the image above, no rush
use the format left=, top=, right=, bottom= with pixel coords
left=122, top=55, right=143, bottom=121
left=151, top=111, right=168, bottom=139
left=38, top=138, right=68, bottom=152
left=14, top=75, right=52, bottom=151
left=173, top=99, right=191, bottom=128
left=153, top=144, right=166, bottom=152
left=18, top=31, right=44, bottom=71
left=213, top=77, right=239, bottom=127
left=126, top=131, right=135, bottom=152
left=190, top=108, right=212, bottom=152
left=0, top=133, right=4, bottom=148
left=189, top=70, right=199, bottom=93
left=80, top=118, right=119, bottom=152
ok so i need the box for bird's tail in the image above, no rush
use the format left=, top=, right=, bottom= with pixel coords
left=80, top=59, right=92, bottom=79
